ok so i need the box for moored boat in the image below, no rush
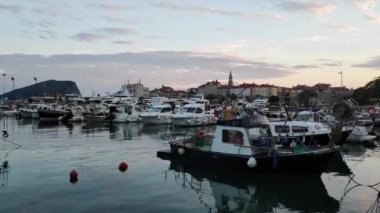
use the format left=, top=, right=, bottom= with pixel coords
left=38, top=108, right=66, bottom=121
left=158, top=113, right=339, bottom=176
left=172, top=103, right=216, bottom=127
left=140, top=104, right=173, bottom=125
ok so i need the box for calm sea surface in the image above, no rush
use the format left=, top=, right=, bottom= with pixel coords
left=0, top=118, right=380, bottom=213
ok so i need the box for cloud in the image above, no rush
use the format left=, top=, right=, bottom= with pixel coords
left=349, top=0, right=380, bottom=23
left=151, top=1, right=282, bottom=21
left=151, top=1, right=242, bottom=16
left=0, top=4, right=22, bottom=13
left=101, top=16, right=135, bottom=24
left=318, top=59, right=344, bottom=67
left=112, top=40, right=136, bottom=45
left=20, top=19, right=57, bottom=29
left=327, top=25, right=359, bottom=32
left=89, top=3, right=135, bottom=11
left=352, top=56, right=380, bottom=69
left=72, top=33, right=106, bottom=42
left=96, top=27, right=137, bottom=35
left=350, top=0, right=375, bottom=12
left=0, top=51, right=293, bottom=94
left=71, top=27, right=138, bottom=42
left=291, top=64, right=320, bottom=69
left=276, top=0, right=336, bottom=15
left=367, top=14, right=380, bottom=23
left=297, top=35, right=330, bottom=42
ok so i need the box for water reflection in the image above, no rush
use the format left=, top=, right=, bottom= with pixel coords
left=37, top=120, right=60, bottom=129
left=109, top=123, right=142, bottom=140
left=81, top=122, right=110, bottom=134
left=341, top=143, right=371, bottom=157
left=81, top=122, right=143, bottom=140
left=166, top=162, right=340, bottom=213
left=139, top=124, right=173, bottom=135
left=324, top=151, right=352, bottom=176
left=17, top=118, right=39, bottom=126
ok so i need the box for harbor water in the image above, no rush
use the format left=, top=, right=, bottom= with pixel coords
left=0, top=118, right=380, bottom=212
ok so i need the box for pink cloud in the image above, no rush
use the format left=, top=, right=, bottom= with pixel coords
left=72, top=33, right=106, bottom=42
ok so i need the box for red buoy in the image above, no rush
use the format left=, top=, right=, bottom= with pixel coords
left=118, top=162, right=128, bottom=172
left=69, top=169, right=78, bottom=184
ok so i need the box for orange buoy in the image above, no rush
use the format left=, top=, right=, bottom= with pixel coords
left=118, top=162, right=128, bottom=172
left=69, top=169, right=78, bottom=184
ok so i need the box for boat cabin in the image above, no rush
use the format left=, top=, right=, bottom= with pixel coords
left=209, top=115, right=272, bottom=155
left=178, top=103, right=207, bottom=114
left=147, top=104, right=173, bottom=113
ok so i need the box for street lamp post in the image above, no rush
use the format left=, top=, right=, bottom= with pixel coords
left=33, top=77, right=37, bottom=84
left=11, top=77, right=15, bottom=90
left=2, top=73, right=6, bottom=95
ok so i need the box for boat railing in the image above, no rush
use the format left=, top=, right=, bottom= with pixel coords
left=163, top=131, right=215, bottom=150
left=236, top=136, right=316, bottom=155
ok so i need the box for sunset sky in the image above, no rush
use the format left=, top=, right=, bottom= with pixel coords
left=1, top=0, right=380, bottom=95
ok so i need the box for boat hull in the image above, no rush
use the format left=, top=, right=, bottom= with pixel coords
left=140, top=115, right=172, bottom=125
left=85, top=115, right=106, bottom=122
left=158, top=145, right=338, bottom=176
left=38, top=110, right=66, bottom=121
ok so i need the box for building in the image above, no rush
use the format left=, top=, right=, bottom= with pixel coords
left=197, top=80, right=222, bottom=96
left=126, top=80, right=149, bottom=98
left=149, top=85, right=187, bottom=98
left=251, top=84, right=278, bottom=98
left=229, top=83, right=255, bottom=98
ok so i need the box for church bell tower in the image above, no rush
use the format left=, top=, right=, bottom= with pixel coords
left=228, top=70, right=233, bottom=87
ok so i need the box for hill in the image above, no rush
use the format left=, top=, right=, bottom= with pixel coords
left=0, top=80, right=81, bottom=99
left=352, top=76, right=380, bottom=104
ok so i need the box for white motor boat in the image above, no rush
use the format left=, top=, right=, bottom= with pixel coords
left=140, top=104, right=173, bottom=125
left=346, top=125, right=377, bottom=143
left=105, top=105, right=142, bottom=123
left=172, top=103, right=216, bottom=126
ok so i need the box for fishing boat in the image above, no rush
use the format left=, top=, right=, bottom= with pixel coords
left=19, top=104, right=51, bottom=119
left=38, top=105, right=66, bottom=121
left=157, top=113, right=339, bottom=176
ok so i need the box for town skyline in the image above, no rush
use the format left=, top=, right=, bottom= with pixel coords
left=1, top=1, right=380, bottom=95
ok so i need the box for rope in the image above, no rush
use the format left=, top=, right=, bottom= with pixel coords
left=0, top=133, right=22, bottom=161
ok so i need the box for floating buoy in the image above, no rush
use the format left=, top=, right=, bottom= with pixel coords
left=69, top=169, right=78, bottom=184
left=178, top=148, right=185, bottom=155
left=368, top=106, right=377, bottom=115
left=118, top=162, right=128, bottom=172
left=247, top=157, right=257, bottom=168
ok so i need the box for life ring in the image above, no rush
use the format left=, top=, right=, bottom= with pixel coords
left=368, top=106, right=377, bottom=115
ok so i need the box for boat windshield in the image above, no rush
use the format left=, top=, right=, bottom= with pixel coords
left=186, top=107, right=196, bottom=113
left=148, top=107, right=162, bottom=112
left=179, top=107, right=196, bottom=113
left=294, top=114, right=311, bottom=121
